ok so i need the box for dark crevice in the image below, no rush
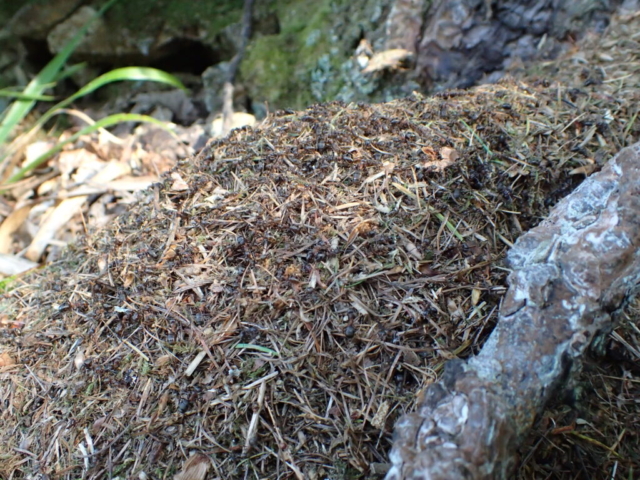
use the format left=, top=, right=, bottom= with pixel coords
left=20, top=37, right=53, bottom=71
left=150, top=38, right=219, bottom=75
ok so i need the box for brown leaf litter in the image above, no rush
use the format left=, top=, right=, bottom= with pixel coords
left=2, top=9, right=640, bottom=480
left=0, top=104, right=203, bottom=274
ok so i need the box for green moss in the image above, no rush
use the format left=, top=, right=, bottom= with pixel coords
left=0, top=275, right=17, bottom=293
left=241, top=0, right=350, bottom=109
left=242, top=35, right=303, bottom=106
left=140, top=361, right=151, bottom=376
left=240, top=0, right=395, bottom=110
left=171, top=342, right=197, bottom=354
left=85, top=381, right=95, bottom=396
left=108, top=0, right=243, bottom=42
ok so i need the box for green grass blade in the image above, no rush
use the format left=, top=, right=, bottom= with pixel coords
left=1, top=66, right=185, bottom=171
left=72, top=67, right=187, bottom=99
left=0, top=89, right=56, bottom=101
left=0, top=0, right=119, bottom=147
left=27, top=68, right=187, bottom=141
left=50, top=67, right=187, bottom=117
left=433, top=211, right=465, bottom=242
left=233, top=343, right=279, bottom=356
left=54, top=62, right=88, bottom=83
left=3, top=112, right=174, bottom=185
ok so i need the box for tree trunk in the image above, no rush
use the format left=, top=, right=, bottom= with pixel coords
left=386, top=0, right=622, bottom=88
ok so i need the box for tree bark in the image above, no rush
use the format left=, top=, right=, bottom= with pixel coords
left=413, top=0, right=621, bottom=88
left=386, top=142, right=640, bottom=480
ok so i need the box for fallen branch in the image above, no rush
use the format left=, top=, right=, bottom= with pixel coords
left=386, top=142, right=640, bottom=479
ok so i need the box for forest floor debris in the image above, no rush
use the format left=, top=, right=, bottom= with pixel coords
left=1, top=8, right=640, bottom=480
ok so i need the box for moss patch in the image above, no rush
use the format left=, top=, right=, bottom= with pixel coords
left=107, top=0, right=244, bottom=43
left=241, top=0, right=385, bottom=110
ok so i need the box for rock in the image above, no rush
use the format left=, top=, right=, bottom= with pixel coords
left=47, top=6, right=113, bottom=57
left=10, top=0, right=82, bottom=39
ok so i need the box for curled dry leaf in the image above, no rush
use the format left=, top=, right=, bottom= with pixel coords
left=173, top=453, right=210, bottom=480
left=405, top=241, right=422, bottom=260
left=74, top=349, right=85, bottom=370
left=25, top=160, right=131, bottom=262
left=204, top=186, right=230, bottom=204
left=170, top=172, right=189, bottom=191
left=421, top=146, right=438, bottom=161
left=0, top=205, right=31, bottom=254
left=154, top=354, right=172, bottom=368
left=0, top=253, right=38, bottom=276
left=440, top=146, right=459, bottom=163
left=160, top=243, right=178, bottom=263
left=211, top=112, right=256, bottom=138
left=0, top=352, right=16, bottom=367
left=371, top=400, right=390, bottom=429
left=569, top=163, right=597, bottom=176
left=421, top=146, right=459, bottom=172
left=362, top=48, right=413, bottom=73
left=471, top=288, right=482, bottom=306
left=123, top=271, right=135, bottom=288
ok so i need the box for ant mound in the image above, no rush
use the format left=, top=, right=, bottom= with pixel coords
left=2, top=79, right=639, bottom=479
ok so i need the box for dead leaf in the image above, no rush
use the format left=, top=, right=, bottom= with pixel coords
left=405, top=241, right=422, bottom=260
left=160, top=243, right=178, bottom=263
left=505, top=165, right=530, bottom=177
left=440, top=147, right=459, bottom=163
left=104, top=175, right=158, bottom=192
left=447, top=297, right=464, bottom=320
left=171, top=172, right=189, bottom=191
left=123, top=271, right=135, bottom=288
left=569, top=164, right=596, bottom=176
left=24, top=141, right=54, bottom=165
left=421, top=147, right=459, bottom=172
left=204, top=186, right=230, bottom=203
left=362, top=49, right=413, bottom=73
left=25, top=161, right=131, bottom=261
left=0, top=253, right=38, bottom=276
left=154, top=355, right=172, bottom=367
left=0, top=205, right=31, bottom=254
left=0, top=352, right=16, bottom=367
left=382, top=161, right=396, bottom=174
left=173, top=453, right=210, bottom=480
left=350, top=296, right=371, bottom=316
left=211, top=112, right=256, bottom=138
left=403, top=349, right=422, bottom=367
left=74, top=349, right=85, bottom=370
left=421, top=146, right=438, bottom=160
left=472, top=288, right=482, bottom=306
left=58, top=149, right=103, bottom=183
left=371, top=400, right=390, bottom=429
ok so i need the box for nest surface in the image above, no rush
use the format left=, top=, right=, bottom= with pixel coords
left=2, top=11, right=640, bottom=480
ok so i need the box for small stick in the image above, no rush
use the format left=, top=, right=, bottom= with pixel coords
left=221, top=0, right=255, bottom=137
